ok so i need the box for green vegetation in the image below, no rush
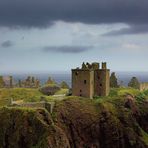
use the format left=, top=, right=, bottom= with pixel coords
left=0, top=85, right=70, bottom=107
left=60, top=81, right=69, bottom=89
left=39, top=84, right=60, bottom=96
left=0, top=86, right=147, bottom=107
left=141, top=128, right=148, bottom=146
left=94, top=87, right=148, bottom=112
left=110, top=72, right=118, bottom=88
left=0, top=107, right=46, bottom=147
left=0, top=76, right=5, bottom=88
left=109, top=87, right=140, bottom=97
left=128, top=77, right=140, bottom=89
left=55, top=88, right=69, bottom=95
left=9, top=76, right=13, bottom=88
left=0, top=87, right=59, bottom=107
left=0, top=107, right=68, bottom=148
left=54, top=96, right=148, bottom=147
left=94, top=87, right=140, bottom=102
left=0, top=86, right=147, bottom=147
left=0, top=88, right=44, bottom=106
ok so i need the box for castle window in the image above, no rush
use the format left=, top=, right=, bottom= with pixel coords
left=98, top=76, right=100, bottom=79
left=75, top=72, right=78, bottom=76
left=100, top=83, right=102, bottom=87
left=84, top=80, right=87, bottom=84
left=80, top=89, right=82, bottom=92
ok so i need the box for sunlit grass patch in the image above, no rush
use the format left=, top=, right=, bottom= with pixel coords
left=55, top=89, right=69, bottom=95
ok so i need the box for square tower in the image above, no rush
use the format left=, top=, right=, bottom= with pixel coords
left=72, top=69, right=94, bottom=99
left=94, top=63, right=110, bottom=96
left=72, top=62, right=110, bottom=98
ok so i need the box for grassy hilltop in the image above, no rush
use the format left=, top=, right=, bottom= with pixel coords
left=0, top=87, right=69, bottom=107
left=0, top=87, right=147, bottom=148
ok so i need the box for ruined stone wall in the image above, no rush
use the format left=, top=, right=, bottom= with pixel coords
left=17, top=102, right=46, bottom=108
left=72, top=70, right=94, bottom=98
left=10, top=102, right=55, bottom=113
left=139, top=83, right=148, bottom=91
left=105, top=70, right=110, bottom=96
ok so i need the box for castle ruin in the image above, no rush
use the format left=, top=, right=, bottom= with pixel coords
left=139, top=82, right=148, bottom=91
left=72, top=62, right=110, bottom=99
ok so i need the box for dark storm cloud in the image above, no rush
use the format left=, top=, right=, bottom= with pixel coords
left=1, top=40, right=13, bottom=48
left=0, top=0, right=148, bottom=34
left=103, top=24, right=148, bottom=36
left=43, top=46, right=92, bottom=53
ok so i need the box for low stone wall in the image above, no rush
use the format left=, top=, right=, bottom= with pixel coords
left=139, top=82, right=148, bottom=91
left=10, top=101, right=55, bottom=113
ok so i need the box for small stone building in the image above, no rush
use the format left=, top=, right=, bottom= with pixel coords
left=139, top=82, right=148, bottom=91
left=9, top=100, right=55, bottom=113
left=72, top=62, right=110, bottom=98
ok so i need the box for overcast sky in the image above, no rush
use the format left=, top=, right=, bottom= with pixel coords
left=0, top=0, right=148, bottom=73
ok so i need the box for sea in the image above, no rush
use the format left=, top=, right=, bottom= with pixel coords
left=1, top=71, right=148, bottom=87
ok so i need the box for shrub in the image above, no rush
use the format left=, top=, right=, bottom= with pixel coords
left=109, top=88, right=118, bottom=97
left=40, top=85, right=60, bottom=96
left=60, top=81, right=69, bottom=89
left=136, top=93, right=146, bottom=102
left=143, top=90, right=148, bottom=96
left=128, top=77, right=140, bottom=89
left=110, top=72, right=119, bottom=88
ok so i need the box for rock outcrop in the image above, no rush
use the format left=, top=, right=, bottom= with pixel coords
left=0, top=96, right=148, bottom=148
left=0, top=107, right=70, bottom=148
left=54, top=97, right=148, bottom=148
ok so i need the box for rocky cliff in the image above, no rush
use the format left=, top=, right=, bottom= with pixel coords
left=0, top=96, right=148, bottom=148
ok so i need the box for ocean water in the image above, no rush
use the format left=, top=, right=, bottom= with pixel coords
left=2, top=71, right=148, bottom=87
left=116, top=71, right=148, bottom=86
left=11, top=73, right=72, bottom=86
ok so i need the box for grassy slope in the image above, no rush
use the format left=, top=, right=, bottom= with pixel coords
left=0, top=87, right=69, bottom=107
left=0, top=88, right=44, bottom=106
left=110, top=87, right=140, bottom=96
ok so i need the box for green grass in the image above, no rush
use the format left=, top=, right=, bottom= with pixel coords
left=109, top=87, right=140, bottom=97
left=0, top=88, right=42, bottom=100
left=94, top=87, right=148, bottom=112
left=93, top=87, right=143, bottom=115
left=41, top=84, right=58, bottom=87
left=94, top=87, right=141, bottom=104
left=140, top=128, right=148, bottom=146
left=55, top=89, right=68, bottom=95
left=0, top=88, right=49, bottom=106
left=0, top=87, right=70, bottom=107
left=0, top=87, right=147, bottom=108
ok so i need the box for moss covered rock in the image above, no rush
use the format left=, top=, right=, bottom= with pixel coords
left=0, top=107, right=70, bottom=148
left=54, top=97, right=148, bottom=148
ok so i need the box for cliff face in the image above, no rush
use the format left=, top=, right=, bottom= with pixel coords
left=54, top=97, right=148, bottom=148
left=0, top=108, right=70, bottom=148
left=0, top=96, right=148, bottom=148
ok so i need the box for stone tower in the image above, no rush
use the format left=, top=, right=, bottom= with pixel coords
left=72, top=62, right=110, bottom=99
